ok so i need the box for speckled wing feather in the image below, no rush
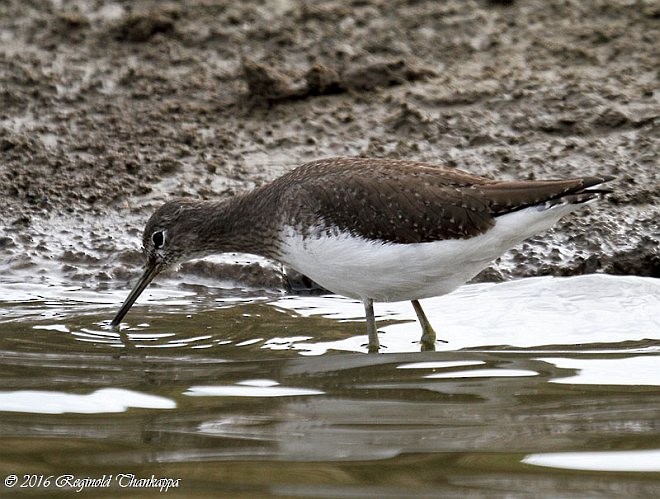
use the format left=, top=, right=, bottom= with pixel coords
left=274, top=157, right=489, bottom=243
left=274, top=157, right=612, bottom=244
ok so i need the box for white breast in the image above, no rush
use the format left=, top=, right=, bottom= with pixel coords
left=277, top=203, right=584, bottom=302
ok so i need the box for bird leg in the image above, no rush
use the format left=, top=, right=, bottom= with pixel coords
left=363, top=298, right=380, bottom=353
left=411, top=299, right=447, bottom=351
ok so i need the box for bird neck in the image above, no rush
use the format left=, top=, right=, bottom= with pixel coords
left=200, top=186, right=282, bottom=259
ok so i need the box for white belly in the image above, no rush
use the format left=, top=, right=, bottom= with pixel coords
left=277, top=203, right=582, bottom=302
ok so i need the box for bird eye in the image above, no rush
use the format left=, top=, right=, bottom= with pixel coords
left=152, top=230, right=165, bottom=249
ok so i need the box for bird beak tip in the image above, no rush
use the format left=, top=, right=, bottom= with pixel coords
left=110, top=261, right=160, bottom=327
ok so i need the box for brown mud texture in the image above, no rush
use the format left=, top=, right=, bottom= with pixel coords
left=1, top=0, right=658, bottom=290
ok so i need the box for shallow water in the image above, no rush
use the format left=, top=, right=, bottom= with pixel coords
left=0, top=274, right=659, bottom=496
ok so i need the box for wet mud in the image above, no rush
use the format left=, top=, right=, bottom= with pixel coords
left=1, top=0, right=658, bottom=291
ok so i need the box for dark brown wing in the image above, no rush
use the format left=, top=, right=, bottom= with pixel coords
left=310, top=174, right=493, bottom=243
left=275, top=157, right=491, bottom=243
left=274, top=157, right=613, bottom=244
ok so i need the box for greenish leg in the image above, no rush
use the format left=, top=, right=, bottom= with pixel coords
left=363, top=298, right=380, bottom=353
left=411, top=299, right=447, bottom=351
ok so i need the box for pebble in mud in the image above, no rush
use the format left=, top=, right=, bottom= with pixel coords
left=111, top=7, right=179, bottom=42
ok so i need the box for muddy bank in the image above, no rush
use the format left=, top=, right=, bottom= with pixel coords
left=0, top=0, right=658, bottom=291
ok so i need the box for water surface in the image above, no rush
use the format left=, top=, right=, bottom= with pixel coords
left=1, top=274, right=659, bottom=496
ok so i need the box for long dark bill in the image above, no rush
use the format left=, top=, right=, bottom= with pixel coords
left=109, top=261, right=160, bottom=328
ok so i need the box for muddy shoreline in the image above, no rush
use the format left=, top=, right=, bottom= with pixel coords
left=1, top=1, right=658, bottom=291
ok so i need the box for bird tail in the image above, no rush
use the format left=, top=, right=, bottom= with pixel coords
left=482, top=175, right=615, bottom=216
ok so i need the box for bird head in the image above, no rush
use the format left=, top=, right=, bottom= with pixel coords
left=109, top=200, right=204, bottom=328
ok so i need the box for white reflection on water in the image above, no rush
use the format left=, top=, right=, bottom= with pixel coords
left=270, top=275, right=659, bottom=354
left=538, top=356, right=660, bottom=385
left=397, top=360, right=485, bottom=369
left=184, top=378, right=324, bottom=397
left=523, top=449, right=660, bottom=472
left=263, top=336, right=314, bottom=350
left=33, top=324, right=70, bottom=332
left=0, top=388, right=176, bottom=414
left=425, top=368, right=538, bottom=379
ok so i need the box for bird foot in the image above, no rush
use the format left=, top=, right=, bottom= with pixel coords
left=420, top=341, right=435, bottom=352
left=362, top=336, right=386, bottom=353
left=419, top=336, right=448, bottom=352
